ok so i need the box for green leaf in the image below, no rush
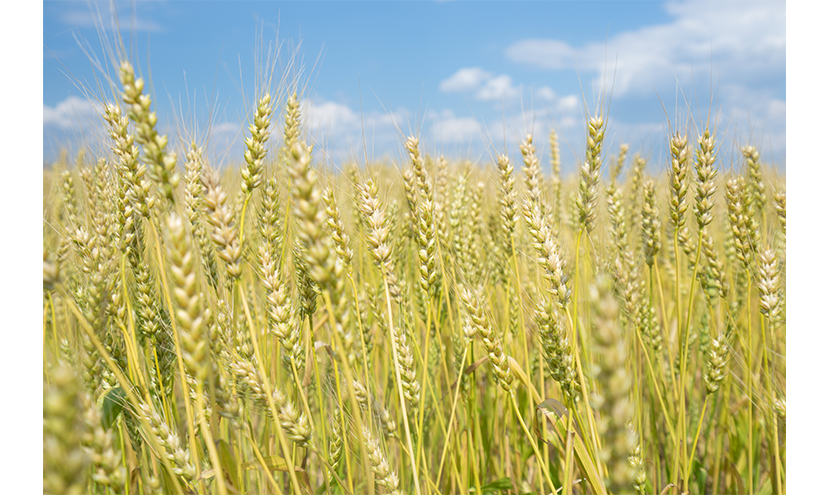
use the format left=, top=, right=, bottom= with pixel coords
left=535, top=399, right=606, bottom=495
left=480, top=477, right=513, bottom=493
left=101, top=386, right=127, bottom=430
left=693, top=459, right=707, bottom=495
left=216, top=440, right=239, bottom=488
left=240, top=455, right=290, bottom=472
left=202, top=455, right=314, bottom=495
left=535, top=398, right=583, bottom=442
left=246, top=456, right=313, bottom=495
left=726, top=461, right=746, bottom=495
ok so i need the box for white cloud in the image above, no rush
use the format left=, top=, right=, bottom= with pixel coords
left=439, top=67, right=578, bottom=108
left=211, top=122, right=241, bottom=135
left=302, top=99, right=405, bottom=135
left=537, top=87, right=557, bottom=102
left=558, top=95, right=579, bottom=113
left=298, top=99, right=407, bottom=161
left=427, top=105, right=588, bottom=164
left=207, top=122, right=242, bottom=153
left=476, top=75, right=520, bottom=102
left=61, top=9, right=163, bottom=33
left=440, top=68, right=521, bottom=102
left=504, top=0, right=785, bottom=161
left=429, top=110, right=481, bottom=144
left=710, top=84, right=787, bottom=161
left=767, top=99, right=786, bottom=122
left=303, top=100, right=361, bottom=130
left=439, top=68, right=493, bottom=93
left=507, top=39, right=574, bottom=69
left=43, top=96, right=101, bottom=129
left=504, top=1, right=784, bottom=98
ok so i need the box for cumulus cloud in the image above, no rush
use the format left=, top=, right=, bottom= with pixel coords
left=558, top=95, right=580, bottom=113
left=475, top=75, right=521, bottom=102
left=429, top=110, right=481, bottom=144
left=440, top=68, right=523, bottom=102
left=426, top=105, right=586, bottom=167
left=43, top=96, right=101, bottom=129
left=711, top=84, right=787, bottom=161
left=61, top=8, right=163, bottom=32
left=298, top=99, right=407, bottom=161
left=504, top=0, right=784, bottom=98
left=439, top=66, right=578, bottom=108
left=504, top=0, right=785, bottom=162
left=432, top=68, right=585, bottom=158
left=537, top=87, right=557, bottom=102
left=439, top=67, right=493, bottom=93
left=43, top=96, right=110, bottom=164
left=304, top=100, right=362, bottom=130
left=211, top=122, right=241, bottom=135
left=303, top=99, right=405, bottom=136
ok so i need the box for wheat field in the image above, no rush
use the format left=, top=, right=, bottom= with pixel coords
left=42, top=55, right=785, bottom=495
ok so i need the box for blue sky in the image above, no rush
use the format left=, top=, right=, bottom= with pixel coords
left=43, top=0, right=785, bottom=173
